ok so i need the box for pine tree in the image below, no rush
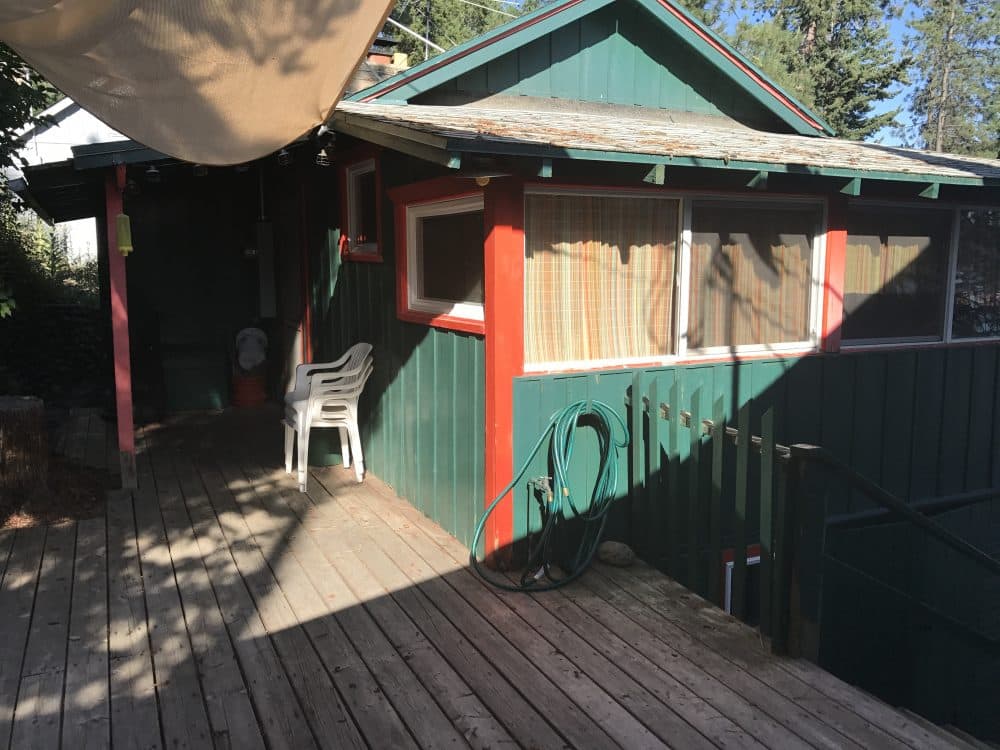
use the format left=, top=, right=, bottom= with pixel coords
left=729, top=0, right=908, bottom=139
left=391, top=0, right=538, bottom=64
left=907, top=0, right=999, bottom=157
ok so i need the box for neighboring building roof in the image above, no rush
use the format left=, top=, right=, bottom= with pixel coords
left=333, top=101, right=1000, bottom=186
left=345, top=0, right=834, bottom=138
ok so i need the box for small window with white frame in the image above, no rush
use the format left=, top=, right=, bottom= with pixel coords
left=402, top=194, right=485, bottom=330
left=344, top=158, right=380, bottom=260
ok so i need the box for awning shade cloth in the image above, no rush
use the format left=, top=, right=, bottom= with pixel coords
left=0, top=0, right=393, bottom=165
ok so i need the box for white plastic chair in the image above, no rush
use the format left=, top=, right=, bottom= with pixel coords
left=283, top=343, right=373, bottom=491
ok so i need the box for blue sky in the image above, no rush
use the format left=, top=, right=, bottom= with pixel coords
left=870, top=4, right=921, bottom=146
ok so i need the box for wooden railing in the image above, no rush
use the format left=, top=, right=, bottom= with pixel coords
left=625, top=372, right=792, bottom=644
left=626, top=371, right=999, bottom=658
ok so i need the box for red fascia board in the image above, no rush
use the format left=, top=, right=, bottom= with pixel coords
left=653, top=0, right=826, bottom=133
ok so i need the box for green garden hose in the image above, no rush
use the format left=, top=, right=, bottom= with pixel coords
left=470, top=400, right=629, bottom=592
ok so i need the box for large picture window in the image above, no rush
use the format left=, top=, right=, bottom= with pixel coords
left=688, top=201, right=821, bottom=350
left=952, top=208, right=1000, bottom=339
left=843, top=205, right=951, bottom=342
left=524, top=192, right=678, bottom=366
left=401, top=194, right=485, bottom=331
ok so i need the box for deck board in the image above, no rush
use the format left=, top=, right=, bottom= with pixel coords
left=347, top=475, right=769, bottom=750
left=0, top=527, right=46, bottom=750
left=6, top=409, right=978, bottom=749
left=61, top=517, right=110, bottom=750
left=9, top=523, right=75, bottom=750
left=106, top=491, right=163, bottom=750
left=320, top=472, right=676, bottom=750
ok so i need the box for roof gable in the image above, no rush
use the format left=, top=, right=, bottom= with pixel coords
left=346, top=0, right=834, bottom=137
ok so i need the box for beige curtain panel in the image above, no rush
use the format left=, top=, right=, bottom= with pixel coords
left=0, top=0, right=393, bottom=164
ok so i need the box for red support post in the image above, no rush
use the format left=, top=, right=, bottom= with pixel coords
left=105, top=165, right=137, bottom=488
left=483, top=179, right=524, bottom=565
left=822, top=195, right=848, bottom=352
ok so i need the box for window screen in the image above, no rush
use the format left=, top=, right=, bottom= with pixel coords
left=843, top=206, right=951, bottom=341
left=524, top=193, right=678, bottom=364
left=688, top=201, right=820, bottom=349
left=417, top=209, right=484, bottom=304
left=952, top=208, right=1000, bottom=339
left=347, top=161, right=378, bottom=254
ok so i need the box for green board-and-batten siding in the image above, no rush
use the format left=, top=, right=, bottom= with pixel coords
left=306, top=156, right=486, bottom=548
left=513, top=344, right=1000, bottom=558
left=414, top=2, right=788, bottom=132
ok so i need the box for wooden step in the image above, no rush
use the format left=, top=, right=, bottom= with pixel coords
left=897, top=709, right=979, bottom=750
left=943, top=724, right=995, bottom=750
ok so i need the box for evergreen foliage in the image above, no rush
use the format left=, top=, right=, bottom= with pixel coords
left=725, top=0, right=909, bottom=139
left=0, top=43, right=60, bottom=172
left=391, top=0, right=540, bottom=65
left=906, top=0, right=999, bottom=157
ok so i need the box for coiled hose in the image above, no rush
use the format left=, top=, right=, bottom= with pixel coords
left=470, top=400, right=629, bottom=592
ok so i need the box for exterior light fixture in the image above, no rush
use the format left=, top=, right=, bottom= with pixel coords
left=192, top=163, right=208, bottom=177
left=145, top=164, right=161, bottom=183
left=277, top=148, right=292, bottom=166
left=315, top=148, right=330, bottom=167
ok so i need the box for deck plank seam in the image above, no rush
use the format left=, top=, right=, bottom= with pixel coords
left=592, top=563, right=916, bottom=748
left=254, top=465, right=507, bottom=750
left=3, top=525, right=48, bottom=750
left=584, top=564, right=901, bottom=749
left=331, top=469, right=718, bottom=750
left=139, top=447, right=221, bottom=750
left=154, top=446, right=269, bottom=750
left=620, top=562, right=945, bottom=749
left=209, top=456, right=377, bottom=750
left=125, top=489, right=169, bottom=750
left=324, top=468, right=824, bottom=750
left=56, top=522, right=79, bottom=749
left=294, top=474, right=562, bottom=749
left=305, top=470, right=619, bottom=750
left=170, top=450, right=316, bottom=750
left=228, top=457, right=430, bottom=750
left=190, top=456, right=345, bottom=749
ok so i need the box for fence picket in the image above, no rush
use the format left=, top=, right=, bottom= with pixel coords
left=667, top=380, right=681, bottom=578
left=629, top=372, right=643, bottom=552
left=732, top=402, right=751, bottom=620
left=687, top=387, right=702, bottom=591
left=759, top=407, right=775, bottom=636
left=708, top=396, right=725, bottom=606
left=646, top=378, right=660, bottom=563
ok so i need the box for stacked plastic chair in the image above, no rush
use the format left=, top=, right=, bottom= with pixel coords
left=283, top=342, right=373, bottom=492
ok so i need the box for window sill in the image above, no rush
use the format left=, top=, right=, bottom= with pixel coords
left=398, top=308, right=485, bottom=335
left=343, top=249, right=383, bottom=263
left=522, top=346, right=817, bottom=375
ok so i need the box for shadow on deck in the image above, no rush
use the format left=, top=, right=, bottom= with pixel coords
left=0, top=408, right=974, bottom=749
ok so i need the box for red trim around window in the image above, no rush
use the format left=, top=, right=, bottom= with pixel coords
left=391, top=176, right=486, bottom=335
left=483, top=179, right=525, bottom=564
left=340, top=145, right=384, bottom=263
left=822, top=195, right=848, bottom=352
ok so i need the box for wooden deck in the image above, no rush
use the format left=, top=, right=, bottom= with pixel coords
left=0, top=410, right=978, bottom=749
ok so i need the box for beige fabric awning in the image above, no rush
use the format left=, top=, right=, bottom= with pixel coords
left=0, top=0, right=393, bottom=165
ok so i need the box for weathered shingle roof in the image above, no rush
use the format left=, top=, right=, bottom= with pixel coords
left=333, top=101, right=1000, bottom=186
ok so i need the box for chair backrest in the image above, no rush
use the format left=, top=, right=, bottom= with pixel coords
left=309, top=354, right=374, bottom=404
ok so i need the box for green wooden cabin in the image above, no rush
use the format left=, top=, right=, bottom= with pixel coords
left=16, top=0, right=1000, bottom=739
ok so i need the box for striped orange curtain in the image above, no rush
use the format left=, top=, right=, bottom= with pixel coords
left=524, top=194, right=678, bottom=364
left=688, top=203, right=818, bottom=349
left=842, top=205, right=951, bottom=340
